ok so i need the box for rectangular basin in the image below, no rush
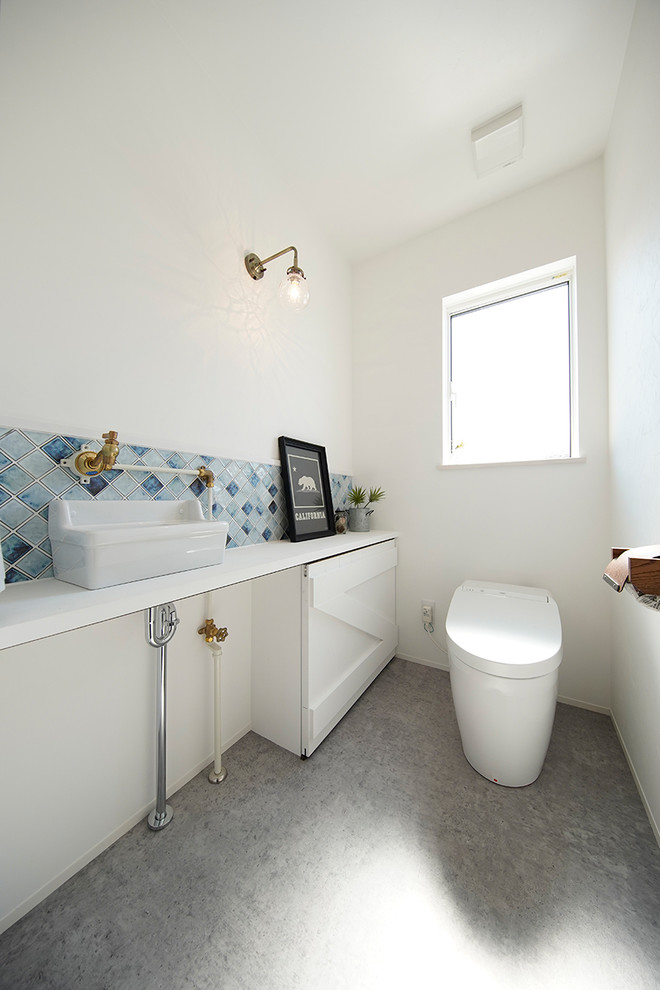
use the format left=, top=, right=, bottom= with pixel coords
left=49, top=499, right=229, bottom=590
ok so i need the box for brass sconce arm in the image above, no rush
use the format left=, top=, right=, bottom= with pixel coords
left=245, top=243, right=309, bottom=310
left=245, top=245, right=300, bottom=280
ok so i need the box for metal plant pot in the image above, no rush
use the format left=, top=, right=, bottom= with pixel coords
left=348, top=507, right=371, bottom=532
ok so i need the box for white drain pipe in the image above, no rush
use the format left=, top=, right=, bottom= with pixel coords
left=200, top=590, right=228, bottom=784
left=207, top=638, right=227, bottom=783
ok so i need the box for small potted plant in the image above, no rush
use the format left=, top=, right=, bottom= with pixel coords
left=346, top=485, right=386, bottom=532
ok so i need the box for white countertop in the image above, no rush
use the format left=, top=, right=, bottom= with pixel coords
left=0, top=531, right=398, bottom=651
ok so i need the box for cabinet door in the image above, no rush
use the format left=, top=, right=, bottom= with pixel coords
left=302, top=539, right=398, bottom=756
left=251, top=568, right=302, bottom=756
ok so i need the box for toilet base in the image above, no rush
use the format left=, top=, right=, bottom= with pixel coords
left=449, top=653, right=558, bottom=787
left=462, top=752, right=540, bottom=788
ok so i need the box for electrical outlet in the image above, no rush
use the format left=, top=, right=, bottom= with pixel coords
left=421, top=599, right=435, bottom=624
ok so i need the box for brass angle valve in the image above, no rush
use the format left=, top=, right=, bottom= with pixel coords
left=198, top=619, right=229, bottom=644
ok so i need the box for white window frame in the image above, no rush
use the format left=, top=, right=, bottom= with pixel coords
left=441, top=257, right=579, bottom=467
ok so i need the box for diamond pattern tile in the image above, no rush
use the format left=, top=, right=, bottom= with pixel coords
left=19, top=449, right=54, bottom=479
left=110, top=472, right=139, bottom=496
left=0, top=500, right=32, bottom=529
left=95, top=486, right=124, bottom=502
left=0, top=425, right=352, bottom=584
left=19, top=548, right=51, bottom=578
left=0, top=464, right=32, bottom=494
left=3, top=532, right=31, bottom=564
left=18, top=483, right=52, bottom=511
left=41, top=467, right=76, bottom=496
left=167, top=476, right=187, bottom=498
left=42, top=437, right=75, bottom=463
left=0, top=429, right=34, bottom=460
left=17, top=515, right=48, bottom=545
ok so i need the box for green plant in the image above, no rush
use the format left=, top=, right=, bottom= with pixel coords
left=346, top=485, right=386, bottom=508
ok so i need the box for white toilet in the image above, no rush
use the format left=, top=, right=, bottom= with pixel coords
left=445, top=580, right=563, bottom=787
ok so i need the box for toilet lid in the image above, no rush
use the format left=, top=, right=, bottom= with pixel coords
left=445, top=580, right=563, bottom=679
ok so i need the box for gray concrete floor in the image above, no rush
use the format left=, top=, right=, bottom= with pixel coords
left=1, top=658, right=659, bottom=989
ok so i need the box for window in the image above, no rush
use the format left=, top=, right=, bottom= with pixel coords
left=442, top=258, right=578, bottom=466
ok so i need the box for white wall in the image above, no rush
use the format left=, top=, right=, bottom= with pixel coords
left=353, top=160, right=612, bottom=710
left=604, top=0, right=660, bottom=840
left=0, top=0, right=352, bottom=472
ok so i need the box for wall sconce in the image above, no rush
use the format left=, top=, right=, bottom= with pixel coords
left=244, top=245, right=310, bottom=310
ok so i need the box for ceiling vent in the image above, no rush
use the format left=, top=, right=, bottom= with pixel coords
left=471, top=105, right=523, bottom=178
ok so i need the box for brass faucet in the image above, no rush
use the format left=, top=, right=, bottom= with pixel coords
left=74, top=431, right=120, bottom=477
left=198, top=466, right=215, bottom=488
left=198, top=619, right=229, bottom=644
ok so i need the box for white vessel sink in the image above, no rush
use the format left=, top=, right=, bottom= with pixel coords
left=49, top=499, right=229, bottom=590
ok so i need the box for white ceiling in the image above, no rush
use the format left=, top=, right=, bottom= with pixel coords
left=165, top=0, right=637, bottom=262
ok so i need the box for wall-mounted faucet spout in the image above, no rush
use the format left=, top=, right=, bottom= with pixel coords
left=198, top=466, right=215, bottom=488
left=74, top=430, right=119, bottom=477
left=60, top=431, right=216, bottom=519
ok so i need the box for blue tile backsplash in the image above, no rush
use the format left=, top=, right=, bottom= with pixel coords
left=0, top=426, right=352, bottom=584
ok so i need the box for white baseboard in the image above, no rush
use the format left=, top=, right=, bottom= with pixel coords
left=611, top=713, right=660, bottom=848
left=0, top=724, right=252, bottom=936
left=220, top=723, right=252, bottom=754
left=397, top=651, right=449, bottom=672
left=557, top=694, right=610, bottom=715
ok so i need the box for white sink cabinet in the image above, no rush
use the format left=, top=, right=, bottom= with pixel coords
left=252, top=539, right=398, bottom=757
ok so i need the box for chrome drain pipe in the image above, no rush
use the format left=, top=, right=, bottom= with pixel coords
left=145, top=603, right=179, bottom=831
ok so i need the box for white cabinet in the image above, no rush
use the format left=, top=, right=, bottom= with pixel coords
left=302, top=539, right=398, bottom=755
left=252, top=539, right=398, bottom=757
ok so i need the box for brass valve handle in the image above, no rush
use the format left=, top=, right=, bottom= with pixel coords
left=198, top=619, right=229, bottom=644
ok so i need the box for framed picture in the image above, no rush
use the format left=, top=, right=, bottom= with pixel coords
left=278, top=436, right=335, bottom=542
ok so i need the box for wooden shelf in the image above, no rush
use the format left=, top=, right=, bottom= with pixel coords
left=611, top=546, right=660, bottom=595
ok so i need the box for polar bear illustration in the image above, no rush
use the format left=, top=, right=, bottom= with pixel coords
left=298, top=475, right=318, bottom=492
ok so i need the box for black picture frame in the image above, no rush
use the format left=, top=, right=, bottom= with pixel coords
left=278, top=436, right=335, bottom=542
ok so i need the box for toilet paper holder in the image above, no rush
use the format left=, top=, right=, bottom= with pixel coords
left=605, top=546, right=660, bottom=595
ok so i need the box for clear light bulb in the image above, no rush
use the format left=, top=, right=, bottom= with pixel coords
left=279, top=266, right=309, bottom=310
